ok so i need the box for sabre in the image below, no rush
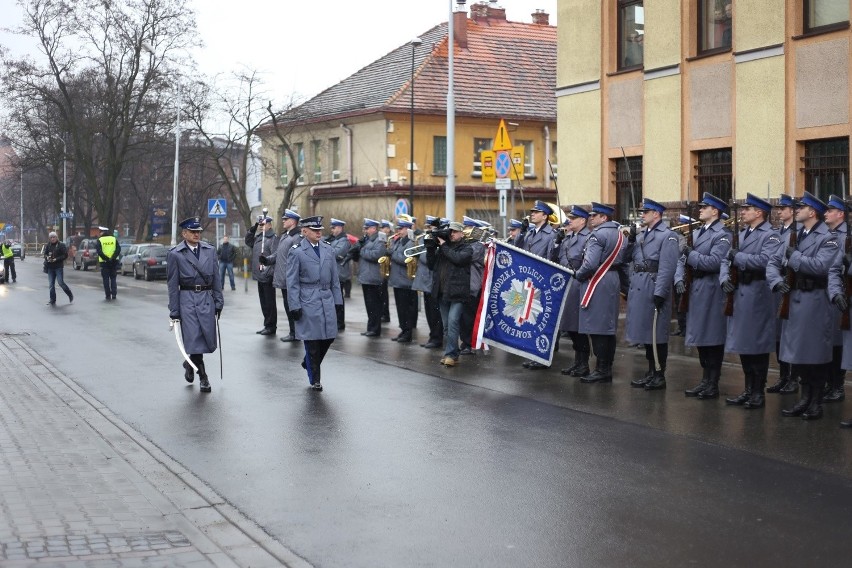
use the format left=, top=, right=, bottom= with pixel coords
left=169, top=319, right=197, bottom=372
left=216, top=316, right=223, bottom=381
left=651, top=307, right=661, bottom=372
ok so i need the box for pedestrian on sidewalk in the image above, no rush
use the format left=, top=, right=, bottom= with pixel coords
left=217, top=235, right=237, bottom=291
left=96, top=226, right=121, bottom=300
left=1, top=240, right=16, bottom=283
left=286, top=216, right=343, bottom=391
left=167, top=217, right=224, bottom=393
left=246, top=215, right=279, bottom=335
left=42, top=231, right=73, bottom=305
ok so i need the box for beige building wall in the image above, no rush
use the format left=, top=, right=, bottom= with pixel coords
left=643, top=0, right=680, bottom=69
left=557, top=0, right=600, bottom=85
left=795, top=38, right=850, bottom=129
left=688, top=62, right=733, bottom=141
left=736, top=0, right=785, bottom=52
left=558, top=90, right=601, bottom=205
left=736, top=55, right=786, bottom=197
left=644, top=75, right=682, bottom=202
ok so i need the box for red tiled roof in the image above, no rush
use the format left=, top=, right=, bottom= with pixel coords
left=279, top=16, right=556, bottom=125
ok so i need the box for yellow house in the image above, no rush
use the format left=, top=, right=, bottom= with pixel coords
left=257, top=2, right=558, bottom=233
left=557, top=0, right=851, bottom=219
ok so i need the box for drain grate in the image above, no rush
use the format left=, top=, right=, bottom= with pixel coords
left=1, top=531, right=192, bottom=560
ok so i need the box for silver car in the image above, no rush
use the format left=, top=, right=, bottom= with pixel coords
left=120, top=243, right=163, bottom=276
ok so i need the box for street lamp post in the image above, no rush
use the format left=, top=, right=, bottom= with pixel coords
left=19, top=166, right=23, bottom=245
left=38, top=120, right=68, bottom=240
left=409, top=37, right=421, bottom=218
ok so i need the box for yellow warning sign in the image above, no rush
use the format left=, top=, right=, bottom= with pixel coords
left=510, top=146, right=525, bottom=181
left=493, top=119, right=513, bottom=151
left=481, top=150, right=496, bottom=183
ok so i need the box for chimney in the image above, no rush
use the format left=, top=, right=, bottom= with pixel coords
left=470, top=2, right=487, bottom=22
left=454, top=1, right=468, bottom=48
left=532, top=9, right=550, bottom=25
left=486, top=0, right=506, bottom=22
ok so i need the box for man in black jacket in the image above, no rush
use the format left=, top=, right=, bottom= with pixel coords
left=43, top=231, right=73, bottom=305
left=217, top=235, right=237, bottom=291
left=426, top=221, right=473, bottom=367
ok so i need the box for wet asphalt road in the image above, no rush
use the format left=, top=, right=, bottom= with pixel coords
left=3, top=260, right=852, bottom=567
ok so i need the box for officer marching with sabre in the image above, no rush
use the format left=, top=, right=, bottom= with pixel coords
left=167, top=217, right=224, bottom=393
left=768, top=194, right=800, bottom=395
left=624, top=198, right=680, bottom=391
left=719, top=194, right=780, bottom=409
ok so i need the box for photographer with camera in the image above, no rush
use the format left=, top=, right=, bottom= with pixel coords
left=43, top=231, right=73, bottom=305
left=245, top=212, right=279, bottom=335
left=426, top=221, right=473, bottom=367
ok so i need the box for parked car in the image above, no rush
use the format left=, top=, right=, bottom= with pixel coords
left=120, top=243, right=163, bottom=275
left=10, top=241, right=25, bottom=260
left=133, top=246, right=168, bottom=281
left=72, top=238, right=100, bottom=270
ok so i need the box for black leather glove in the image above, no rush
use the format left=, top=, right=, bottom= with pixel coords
left=250, top=222, right=259, bottom=233
left=215, top=308, right=221, bottom=319
left=554, top=231, right=565, bottom=246
left=520, top=218, right=530, bottom=233
left=721, top=279, right=736, bottom=294
left=675, top=281, right=686, bottom=295
left=170, top=313, right=180, bottom=322
left=773, top=282, right=791, bottom=295
left=785, top=246, right=795, bottom=259
left=682, top=245, right=692, bottom=256
left=628, top=225, right=637, bottom=243
left=833, top=294, right=849, bottom=312
left=258, top=254, right=269, bottom=265
left=358, top=235, right=368, bottom=246
left=425, top=237, right=439, bottom=249
left=289, top=308, right=302, bottom=321
left=653, top=295, right=665, bottom=310
left=727, top=248, right=738, bottom=262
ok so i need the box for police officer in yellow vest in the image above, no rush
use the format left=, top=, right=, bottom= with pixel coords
left=0, top=240, right=15, bottom=283
left=96, top=226, right=121, bottom=300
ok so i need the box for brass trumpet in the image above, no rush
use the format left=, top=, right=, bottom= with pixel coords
left=404, top=233, right=428, bottom=258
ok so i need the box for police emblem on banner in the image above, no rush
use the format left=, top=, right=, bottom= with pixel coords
left=474, top=241, right=573, bottom=365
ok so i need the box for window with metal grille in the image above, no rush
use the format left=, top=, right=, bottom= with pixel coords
left=802, top=137, right=849, bottom=202
left=698, top=0, right=732, bottom=54
left=433, top=136, right=447, bottom=175
left=618, top=1, right=644, bottom=70
left=804, top=0, right=849, bottom=34
left=613, top=156, right=643, bottom=223
left=694, top=149, right=732, bottom=204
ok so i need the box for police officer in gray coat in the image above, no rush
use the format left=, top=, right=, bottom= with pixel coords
left=286, top=216, right=343, bottom=392
left=515, top=200, right=557, bottom=258
left=575, top=202, right=627, bottom=383
left=246, top=215, right=279, bottom=335
left=389, top=216, right=418, bottom=342
left=823, top=195, right=848, bottom=403
left=557, top=206, right=592, bottom=377
left=270, top=209, right=302, bottom=342
left=167, top=217, right=224, bottom=393
left=767, top=194, right=799, bottom=395
left=675, top=192, right=732, bottom=399
left=719, top=194, right=781, bottom=408
left=326, top=218, right=352, bottom=331
left=358, top=219, right=386, bottom=337
left=624, top=198, right=680, bottom=391
left=769, top=192, right=841, bottom=420
left=414, top=215, right=443, bottom=348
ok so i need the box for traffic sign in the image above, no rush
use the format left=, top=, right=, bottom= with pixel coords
left=208, top=198, right=227, bottom=218
left=495, top=178, right=511, bottom=190
left=394, top=198, right=409, bottom=217
left=59, top=212, right=74, bottom=219
left=510, top=146, right=526, bottom=181
left=493, top=119, right=513, bottom=151
left=495, top=150, right=511, bottom=179
left=481, top=150, right=496, bottom=183
left=499, top=189, right=507, bottom=216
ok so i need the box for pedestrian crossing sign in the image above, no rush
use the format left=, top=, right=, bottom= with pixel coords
left=208, top=198, right=227, bottom=218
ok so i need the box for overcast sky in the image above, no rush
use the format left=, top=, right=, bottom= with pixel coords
left=0, top=0, right=558, bottom=107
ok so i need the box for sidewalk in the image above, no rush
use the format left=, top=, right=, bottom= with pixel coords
left=0, top=335, right=309, bottom=568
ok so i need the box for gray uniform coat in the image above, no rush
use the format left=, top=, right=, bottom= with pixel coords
left=358, top=233, right=386, bottom=286
left=828, top=232, right=852, bottom=367
left=774, top=224, right=794, bottom=341
left=271, top=228, right=302, bottom=289
left=328, top=233, right=353, bottom=282
left=768, top=222, right=840, bottom=364
left=624, top=221, right=680, bottom=345
left=389, top=235, right=413, bottom=289
left=719, top=221, right=781, bottom=354
left=286, top=239, right=343, bottom=340
left=558, top=227, right=590, bottom=333
left=411, top=250, right=433, bottom=293
left=245, top=227, right=278, bottom=283
left=828, top=223, right=847, bottom=346
left=518, top=223, right=556, bottom=259
left=576, top=221, right=626, bottom=335
left=675, top=220, right=731, bottom=346
left=167, top=241, right=224, bottom=354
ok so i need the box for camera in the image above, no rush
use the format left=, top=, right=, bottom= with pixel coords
left=426, top=224, right=451, bottom=242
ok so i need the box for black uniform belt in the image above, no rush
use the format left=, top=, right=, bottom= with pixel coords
left=693, top=270, right=719, bottom=279
left=794, top=275, right=827, bottom=291
left=739, top=270, right=766, bottom=284
left=633, top=260, right=659, bottom=273
left=179, top=284, right=213, bottom=291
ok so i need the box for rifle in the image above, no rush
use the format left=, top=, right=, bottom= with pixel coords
left=723, top=201, right=739, bottom=316
left=678, top=201, right=696, bottom=314
left=778, top=215, right=796, bottom=320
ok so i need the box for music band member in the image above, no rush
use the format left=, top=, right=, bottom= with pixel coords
left=558, top=206, right=592, bottom=378
left=824, top=195, right=848, bottom=404
left=359, top=219, right=386, bottom=337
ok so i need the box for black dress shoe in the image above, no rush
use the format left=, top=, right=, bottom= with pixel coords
left=527, top=361, right=549, bottom=370
left=644, top=374, right=667, bottom=391
left=183, top=362, right=194, bottom=383
left=459, top=347, right=473, bottom=355
left=259, top=328, right=276, bottom=335
left=580, top=371, right=612, bottom=384
left=68, top=292, right=74, bottom=303
left=522, top=361, right=532, bottom=368
left=279, top=334, right=297, bottom=342
left=396, top=334, right=412, bottom=343
left=199, top=377, right=211, bottom=393
left=781, top=399, right=810, bottom=417
left=778, top=380, right=799, bottom=394
left=381, top=316, right=391, bottom=323
left=256, top=328, right=267, bottom=334
left=823, top=387, right=845, bottom=403
left=697, top=385, right=719, bottom=399
left=421, top=342, right=442, bottom=349
left=725, top=391, right=751, bottom=405
left=561, top=362, right=579, bottom=376
left=801, top=404, right=823, bottom=420
left=361, top=331, right=379, bottom=337
left=312, top=382, right=323, bottom=391
left=630, top=372, right=653, bottom=388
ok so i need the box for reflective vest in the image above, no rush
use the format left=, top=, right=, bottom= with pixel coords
left=98, top=235, right=117, bottom=261
left=0, top=243, right=12, bottom=259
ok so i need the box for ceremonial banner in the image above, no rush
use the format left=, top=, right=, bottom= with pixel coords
left=473, top=240, right=573, bottom=365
